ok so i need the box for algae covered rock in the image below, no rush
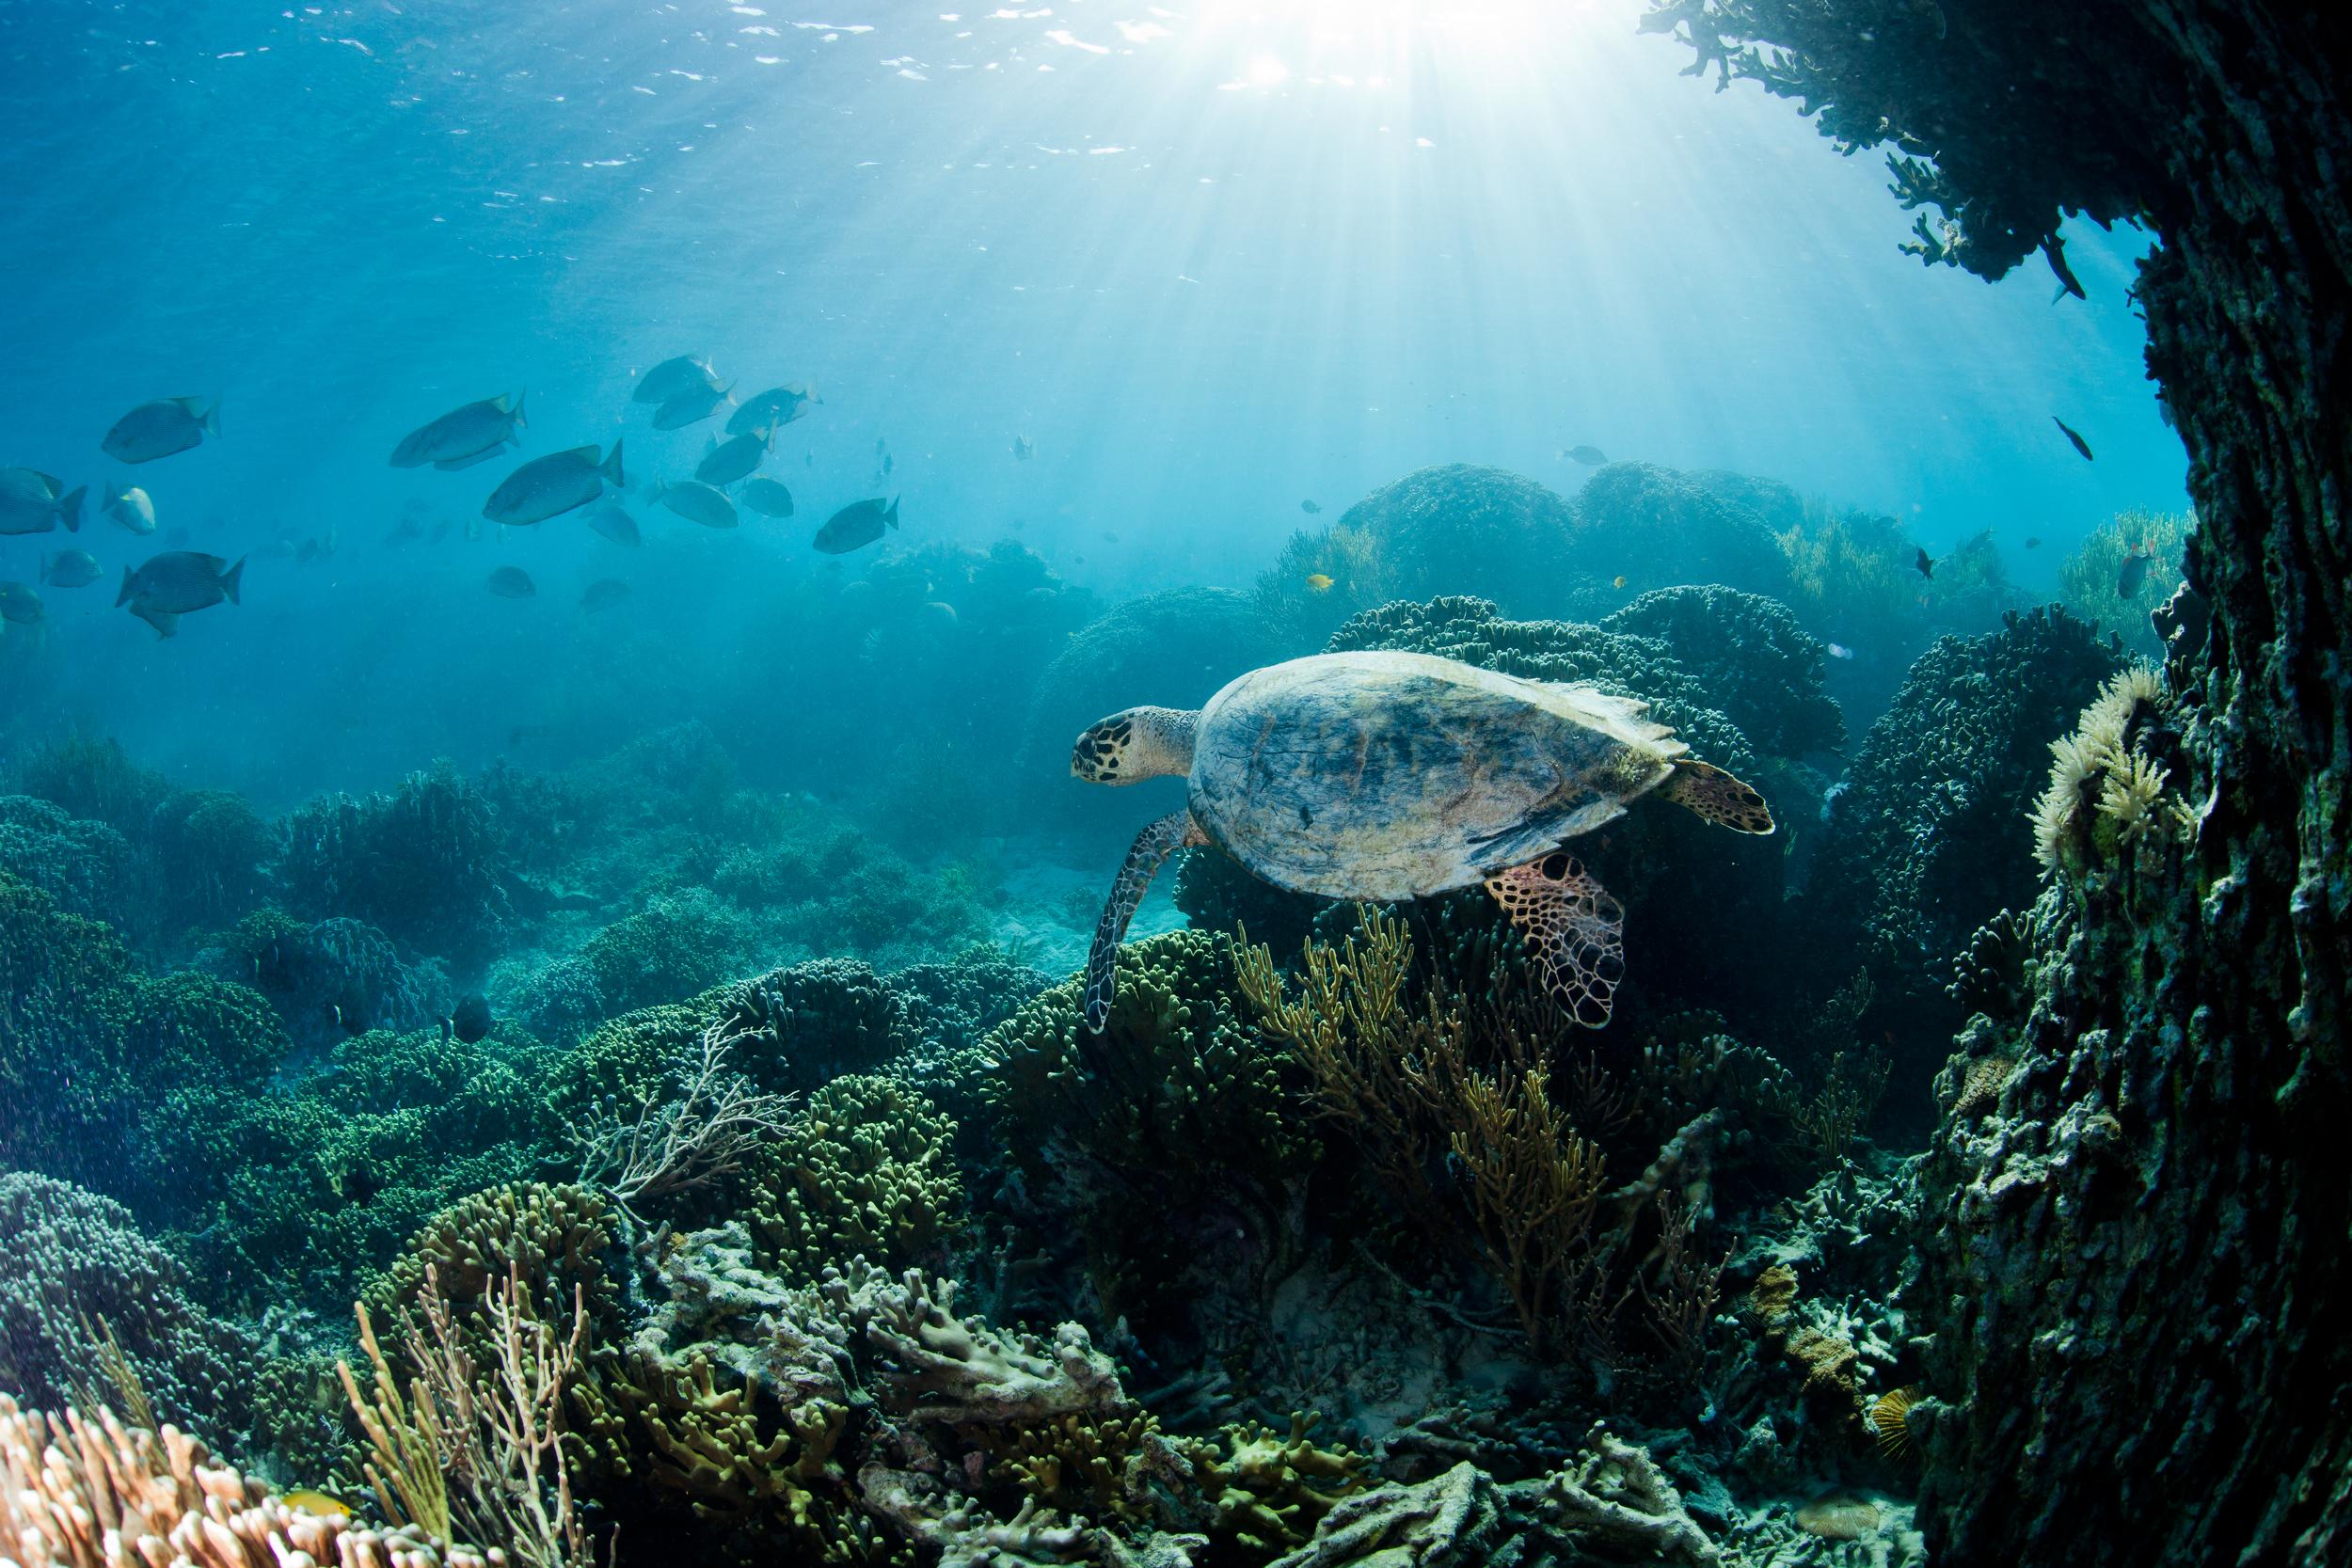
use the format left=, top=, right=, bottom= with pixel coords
left=1563, top=463, right=1796, bottom=611
left=1804, top=606, right=2120, bottom=1072
left=1257, top=465, right=1581, bottom=647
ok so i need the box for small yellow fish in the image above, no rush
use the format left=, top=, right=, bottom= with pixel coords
left=1613, top=575, right=1628, bottom=590
left=1305, top=573, right=1334, bottom=594
left=280, top=1490, right=351, bottom=1519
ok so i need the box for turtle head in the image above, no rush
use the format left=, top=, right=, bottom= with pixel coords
left=1072, top=705, right=1199, bottom=785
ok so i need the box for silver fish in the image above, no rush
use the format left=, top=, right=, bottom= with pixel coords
left=103, top=397, right=219, bottom=463
left=655, top=480, right=739, bottom=529
left=0, top=581, right=43, bottom=624
left=633, top=355, right=721, bottom=405
left=580, top=578, right=632, bottom=611
left=42, top=549, right=102, bottom=588
left=103, top=485, right=157, bottom=535
left=695, top=430, right=770, bottom=486
left=116, top=551, right=244, bottom=614
left=486, top=565, right=536, bottom=598
left=813, top=495, right=898, bottom=554
left=739, top=478, right=795, bottom=518
left=653, top=382, right=735, bottom=431
left=0, top=469, right=84, bottom=535
left=727, top=385, right=817, bottom=436
left=586, top=501, right=642, bottom=546
left=390, top=392, right=527, bottom=468
left=484, top=442, right=624, bottom=526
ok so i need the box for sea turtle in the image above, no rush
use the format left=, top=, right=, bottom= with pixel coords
left=1070, top=650, right=1773, bottom=1032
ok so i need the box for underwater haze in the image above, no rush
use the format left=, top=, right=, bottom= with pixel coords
left=2, top=4, right=2262, bottom=1568
left=1, top=0, right=2179, bottom=795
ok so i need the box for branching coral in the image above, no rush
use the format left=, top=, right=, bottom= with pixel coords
left=2058, top=509, right=2194, bottom=658
left=341, top=1261, right=594, bottom=1568
left=0, top=1394, right=501, bottom=1568
left=276, top=763, right=516, bottom=966
left=570, top=1019, right=799, bottom=1216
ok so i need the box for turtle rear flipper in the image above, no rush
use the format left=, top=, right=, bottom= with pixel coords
left=1662, top=758, right=1774, bottom=834
left=1485, top=852, right=1625, bottom=1029
left=1084, top=811, right=1206, bottom=1033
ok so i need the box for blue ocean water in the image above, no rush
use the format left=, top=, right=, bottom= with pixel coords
left=2, top=0, right=2179, bottom=803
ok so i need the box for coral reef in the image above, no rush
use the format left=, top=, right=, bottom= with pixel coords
left=2058, top=508, right=2194, bottom=660
left=1644, top=3, right=2352, bottom=1561
left=1562, top=463, right=1796, bottom=612
left=200, top=909, right=454, bottom=1053
left=1255, top=465, right=1581, bottom=648
left=1802, top=607, right=2120, bottom=1087
left=276, top=763, right=516, bottom=969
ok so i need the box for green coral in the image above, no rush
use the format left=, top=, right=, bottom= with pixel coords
left=2058, top=508, right=2193, bottom=660
left=274, top=761, right=516, bottom=965
left=744, top=1075, right=966, bottom=1283
left=0, top=794, right=143, bottom=936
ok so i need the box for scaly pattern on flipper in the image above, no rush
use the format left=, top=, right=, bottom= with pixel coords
left=1484, top=852, right=1625, bottom=1028
left=1084, top=811, right=1205, bottom=1032
left=1661, top=757, right=1775, bottom=834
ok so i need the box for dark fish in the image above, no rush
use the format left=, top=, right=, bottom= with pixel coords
left=739, top=478, right=796, bottom=518
left=0, top=469, right=84, bottom=535
left=41, top=549, right=102, bottom=588
left=1915, top=547, right=1934, bottom=579
left=655, top=480, right=739, bottom=529
left=728, top=385, right=817, bottom=436
left=633, top=355, right=720, bottom=405
left=586, top=501, right=642, bottom=546
left=1011, top=435, right=1034, bottom=461
left=1567, top=445, right=1608, bottom=466
left=653, top=382, right=734, bottom=430
left=696, top=430, right=770, bottom=486
left=1300, top=499, right=1321, bottom=515
left=486, top=566, right=536, bottom=598
left=485, top=442, right=624, bottom=526
left=2118, top=547, right=2154, bottom=598
left=389, top=392, right=526, bottom=468
left=2053, top=417, right=2094, bottom=462
left=117, top=551, right=243, bottom=614
left=0, top=581, right=43, bottom=624
left=103, top=397, right=219, bottom=464
left=580, top=578, right=632, bottom=611
left=452, top=994, right=493, bottom=1044
left=2025, top=536, right=2042, bottom=549
left=814, top=495, right=899, bottom=554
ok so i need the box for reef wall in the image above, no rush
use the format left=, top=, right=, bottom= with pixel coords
left=1643, top=2, right=2352, bottom=1561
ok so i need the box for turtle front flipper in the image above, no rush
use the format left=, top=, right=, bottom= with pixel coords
left=1661, top=758, right=1774, bottom=834
left=1085, top=811, right=1208, bottom=1033
left=1485, top=852, right=1626, bottom=1029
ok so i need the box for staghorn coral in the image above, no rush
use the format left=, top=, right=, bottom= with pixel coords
left=0, top=1394, right=500, bottom=1568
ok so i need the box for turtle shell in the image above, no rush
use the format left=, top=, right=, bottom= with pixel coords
left=1188, top=650, right=1686, bottom=901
